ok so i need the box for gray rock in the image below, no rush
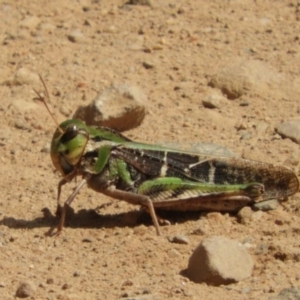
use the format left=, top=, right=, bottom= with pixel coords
left=253, top=199, right=279, bottom=211
left=276, top=120, right=300, bottom=144
left=73, top=83, right=147, bottom=131
left=187, top=236, right=253, bottom=285
left=208, top=59, right=284, bottom=100
left=268, top=287, right=300, bottom=300
left=15, top=281, right=36, bottom=298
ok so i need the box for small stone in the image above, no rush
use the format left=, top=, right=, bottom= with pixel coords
left=73, top=83, right=147, bottom=131
left=127, top=0, right=154, bottom=7
left=62, top=283, right=71, bottom=290
left=240, top=132, right=252, bottom=140
left=208, top=59, right=284, bottom=100
left=68, top=30, right=85, bottom=43
left=16, top=281, right=36, bottom=298
left=73, top=271, right=80, bottom=277
left=38, top=22, right=56, bottom=33
left=255, top=122, right=269, bottom=134
left=82, top=237, right=93, bottom=243
left=14, top=120, right=28, bottom=130
left=276, top=120, right=300, bottom=144
left=251, top=210, right=264, bottom=221
left=41, top=143, right=51, bottom=153
left=142, top=60, right=155, bottom=69
left=253, top=200, right=279, bottom=211
left=46, top=278, right=54, bottom=284
left=103, top=25, right=118, bottom=33
left=187, top=236, right=253, bottom=285
left=168, top=235, right=189, bottom=244
left=168, top=249, right=181, bottom=258
left=237, top=206, right=253, bottom=224
left=202, top=93, right=225, bottom=108
left=4, top=68, right=40, bottom=86
left=239, top=100, right=249, bottom=106
left=19, top=16, right=40, bottom=29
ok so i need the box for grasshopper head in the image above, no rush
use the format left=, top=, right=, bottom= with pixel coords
left=51, top=119, right=89, bottom=176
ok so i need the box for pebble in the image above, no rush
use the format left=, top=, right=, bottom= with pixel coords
left=253, top=200, right=279, bottom=211
left=238, top=207, right=267, bottom=224
left=41, top=142, right=51, bottom=153
left=14, top=120, right=28, bottom=130
left=73, top=83, right=147, bottom=131
left=103, top=25, right=118, bottom=34
left=46, top=278, right=54, bottom=284
left=202, top=93, right=225, bottom=109
left=4, top=68, right=40, bottom=86
left=255, top=121, right=270, bottom=135
left=38, top=22, right=56, bottom=33
left=168, top=234, right=189, bottom=244
left=239, top=100, right=249, bottom=106
left=82, top=237, right=93, bottom=243
left=15, top=281, right=36, bottom=298
left=62, top=283, right=71, bottom=290
left=237, top=206, right=253, bottom=225
left=208, top=59, right=284, bottom=100
left=168, top=249, right=181, bottom=258
left=187, top=236, right=253, bottom=285
left=251, top=210, right=264, bottom=221
left=19, top=16, right=40, bottom=29
left=68, top=30, right=85, bottom=43
left=276, top=120, right=300, bottom=144
left=142, top=60, right=155, bottom=69
left=73, top=271, right=80, bottom=277
left=127, top=0, right=154, bottom=7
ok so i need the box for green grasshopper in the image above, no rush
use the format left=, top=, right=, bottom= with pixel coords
left=35, top=77, right=299, bottom=236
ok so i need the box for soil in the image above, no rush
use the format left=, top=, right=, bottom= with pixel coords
left=1, top=1, right=300, bottom=299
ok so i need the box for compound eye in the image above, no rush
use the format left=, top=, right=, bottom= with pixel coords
left=61, top=125, right=78, bottom=143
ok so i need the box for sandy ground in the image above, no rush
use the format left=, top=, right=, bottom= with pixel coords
left=1, top=0, right=300, bottom=299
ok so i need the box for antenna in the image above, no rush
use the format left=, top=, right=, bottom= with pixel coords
left=33, top=74, right=63, bottom=133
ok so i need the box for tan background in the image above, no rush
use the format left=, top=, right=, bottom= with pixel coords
left=0, top=1, right=300, bottom=299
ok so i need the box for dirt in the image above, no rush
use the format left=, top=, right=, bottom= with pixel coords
left=1, top=1, right=300, bottom=299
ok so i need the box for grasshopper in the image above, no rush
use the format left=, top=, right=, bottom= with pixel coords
left=35, top=77, right=299, bottom=236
